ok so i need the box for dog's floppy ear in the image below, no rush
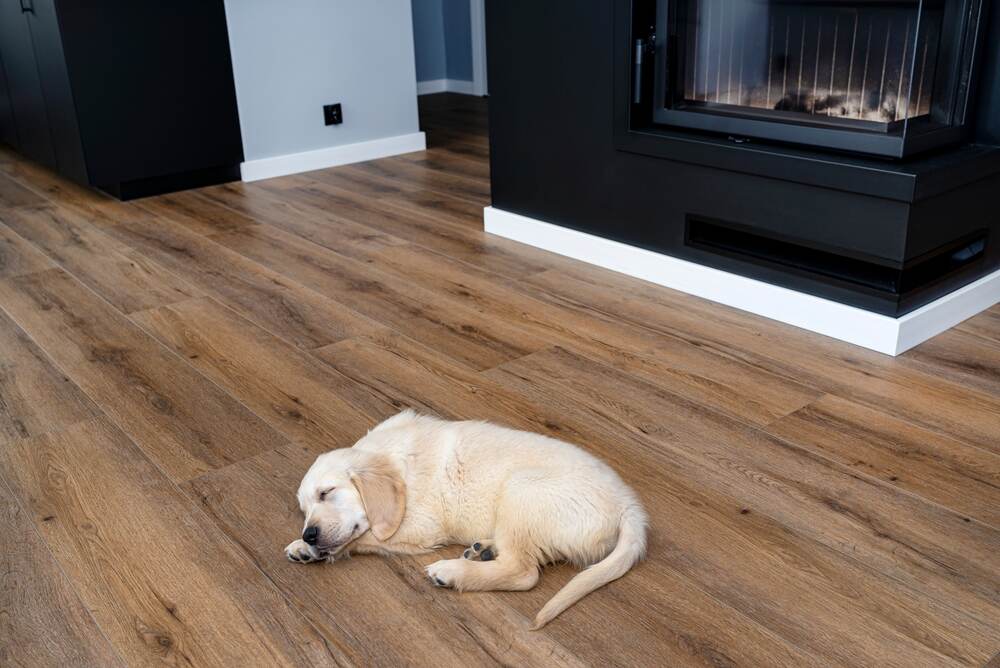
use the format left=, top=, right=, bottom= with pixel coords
left=350, top=455, right=406, bottom=541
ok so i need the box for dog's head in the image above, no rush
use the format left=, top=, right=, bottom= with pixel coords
left=296, top=447, right=406, bottom=556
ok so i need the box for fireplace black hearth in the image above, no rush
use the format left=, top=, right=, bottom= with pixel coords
left=486, top=0, right=1000, bottom=318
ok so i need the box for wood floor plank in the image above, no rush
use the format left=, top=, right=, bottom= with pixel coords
left=343, top=156, right=490, bottom=205
left=0, top=308, right=99, bottom=444
left=207, top=223, right=548, bottom=369
left=0, top=479, right=125, bottom=668
left=332, top=237, right=821, bottom=425
left=134, top=189, right=259, bottom=236
left=0, top=269, right=287, bottom=482
left=0, top=418, right=344, bottom=667
left=524, top=267, right=1000, bottom=453
left=0, top=171, right=47, bottom=208
left=957, top=304, right=1000, bottom=345
left=0, top=218, right=55, bottom=278
left=900, top=328, right=1000, bottom=396
left=260, top=175, right=562, bottom=280
left=295, top=169, right=590, bottom=279
left=484, top=348, right=1000, bottom=622
left=1, top=205, right=201, bottom=314
left=0, top=158, right=145, bottom=225
left=100, top=213, right=380, bottom=350
left=131, top=297, right=385, bottom=449
left=315, top=332, right=996, bottom=666
left=183, top=443, right=587, bottom=668
left=397, top=148, right=492, bottom=181
left=766, top=394, right=1000, bottom=528
left=423, top=127, right=491, bottom=158
left=198, top=180, right=408, bottom=248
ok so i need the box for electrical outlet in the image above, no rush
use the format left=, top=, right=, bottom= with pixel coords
left=323, top=103, right=343, bottom=126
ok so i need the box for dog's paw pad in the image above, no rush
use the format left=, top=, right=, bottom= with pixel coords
left=463, top=540, right=496, bottom=561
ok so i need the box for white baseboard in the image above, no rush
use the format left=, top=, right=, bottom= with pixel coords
left=484, top=206, right=1000, bottom=356
left=240, top=132, right=426, bottom=182
left=417, top=78, right=478, bottom=96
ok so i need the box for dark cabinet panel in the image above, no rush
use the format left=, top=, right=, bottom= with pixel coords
left=54, top=0, right=243, bottom=188
left=976, top=4, right=1000, bottom=144
left=28, top=0, right=87, bottom=182
left=0, top=0, right=242, bottom=199
left=0, top=0, right=56, bottom=167
left=0, top=49, right=17, bottom=148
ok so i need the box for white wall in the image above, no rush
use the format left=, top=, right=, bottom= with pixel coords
left=223, top=0, right=424, bottom=178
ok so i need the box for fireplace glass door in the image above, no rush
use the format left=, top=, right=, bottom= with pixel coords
left=650, top=0, right=988, bottom=157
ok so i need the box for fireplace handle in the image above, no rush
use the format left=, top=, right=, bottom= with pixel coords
left=633, top=38, right=645, bottom=104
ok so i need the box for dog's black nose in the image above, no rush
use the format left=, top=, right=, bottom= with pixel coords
left=302, top=526, right=319, bottom=545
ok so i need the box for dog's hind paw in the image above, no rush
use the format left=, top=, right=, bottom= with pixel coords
left=462, top=540, right=496, bottom=561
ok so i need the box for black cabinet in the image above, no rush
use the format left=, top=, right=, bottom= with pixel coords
left=0, top=0, right=58, bottom=169
left=0, top=0, right=243, bottom=199
left=0, top=33, right=21, bottom=149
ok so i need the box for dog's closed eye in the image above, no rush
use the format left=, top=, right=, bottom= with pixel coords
left=319, top=487, right=335, bottom=501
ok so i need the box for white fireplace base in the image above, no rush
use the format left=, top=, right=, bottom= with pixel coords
left=484, top=206, right=1000, bottom=356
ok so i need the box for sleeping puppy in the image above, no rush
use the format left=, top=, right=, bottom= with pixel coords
left=285, top=410, right=647, bottom=628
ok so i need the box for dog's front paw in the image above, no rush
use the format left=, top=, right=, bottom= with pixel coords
left=285, top=539, right=322, bottom=564
left=426, top=558, right=466, bottom=588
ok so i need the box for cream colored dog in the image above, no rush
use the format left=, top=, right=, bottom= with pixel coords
left=285, top=410, right=647, bottom=628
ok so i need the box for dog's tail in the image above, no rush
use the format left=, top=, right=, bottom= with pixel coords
left=531, top=502, right=648, bottom=630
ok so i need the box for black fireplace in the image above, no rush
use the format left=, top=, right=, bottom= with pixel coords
left=486, top=0, right=1000, bottom=317
left=632, top=0, right=990, bottom=157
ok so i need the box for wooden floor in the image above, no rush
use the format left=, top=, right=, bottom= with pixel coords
left=1, top=93, right=998, bottom=667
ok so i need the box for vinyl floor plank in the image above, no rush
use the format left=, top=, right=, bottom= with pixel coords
left=0, top=307, right=99, bottom=444
left=0, top=479, right=125, bottom=668
left=0, top=418, right=343, bottom=667
left=1, top=205, right=200, bottom=314
left=0, top=269, right=286, bottom=482
left=131, top=297, right=383, bottom=450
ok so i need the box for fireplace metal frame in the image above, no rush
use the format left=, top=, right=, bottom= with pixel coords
left=642, top=0, right=989, bottom=157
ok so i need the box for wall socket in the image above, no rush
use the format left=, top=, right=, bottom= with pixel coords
left=323, top=103, right=343, bottom=126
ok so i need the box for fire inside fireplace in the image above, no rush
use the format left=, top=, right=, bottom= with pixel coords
left=681, top=1, right=940, bottom=125
left=637, top=0, right=989, bottom=157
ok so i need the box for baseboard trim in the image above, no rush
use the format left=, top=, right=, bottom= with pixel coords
left=417, top=79, right=478, bottom=96
left=240, top=132, right=426, bottom=182
left=484, top=206, right=1000, bottom=355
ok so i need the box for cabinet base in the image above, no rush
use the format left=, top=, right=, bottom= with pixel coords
left=99, top=164, right=241, bottom=200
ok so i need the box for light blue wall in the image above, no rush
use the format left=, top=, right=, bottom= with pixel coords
left=411, top=0, right=446, bottom=81
left=442, top=0, right=472, bottom=81
left=224, top=0, right=421, bottom=161
left=411, top=0, right=472, bottom=83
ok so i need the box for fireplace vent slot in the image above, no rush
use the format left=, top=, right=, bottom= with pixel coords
left=686, top=217, right=987, bottom=294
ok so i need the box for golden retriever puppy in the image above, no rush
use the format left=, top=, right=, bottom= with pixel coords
left=285, top=410, right=647, bottom=628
